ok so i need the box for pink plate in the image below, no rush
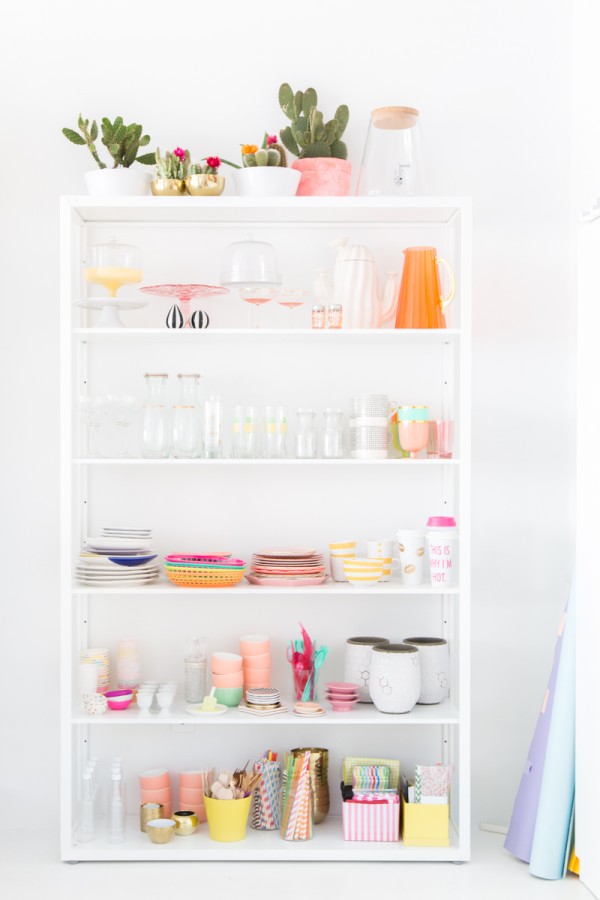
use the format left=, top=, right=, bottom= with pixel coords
left=258, top=548, right=317, bottom=558
left=328, top=700, right=356, bottom=712
left=245, top=574, right=329, bottom=587
left=325, top=682, right=361, bottom=693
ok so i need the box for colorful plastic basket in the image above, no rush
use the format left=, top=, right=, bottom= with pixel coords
left=164, top=559, right=246, bottom=588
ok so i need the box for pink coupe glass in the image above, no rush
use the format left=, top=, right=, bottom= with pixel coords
left=397, top=420, right=429, bottom=458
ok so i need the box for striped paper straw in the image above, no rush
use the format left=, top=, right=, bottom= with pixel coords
left=286, top=751, right=311, bottom=841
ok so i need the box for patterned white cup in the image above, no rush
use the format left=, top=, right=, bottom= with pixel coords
left=344, top=637, right=390, bottom=703
left=403, top=637, right=450, bottom=705
left=369, top=643, right=421, bottom=714
left=365, top=539, right=396, bottom=558
left=330, top=555, right=354, bottom=582
left=396, top=530, right=426, bottom=585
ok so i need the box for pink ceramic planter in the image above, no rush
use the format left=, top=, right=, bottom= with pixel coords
left=292, top=158, right=352, bottom=196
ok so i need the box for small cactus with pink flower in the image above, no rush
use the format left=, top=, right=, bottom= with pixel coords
left=155, top=147, right=191, bottom=180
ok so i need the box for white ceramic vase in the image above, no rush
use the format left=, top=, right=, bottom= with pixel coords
left=403, top=637, right=450, bottom=704
left=369, top=643, right=421, bottom=714
left=84, top=167, right=151, bottom=197
left=233, top=167, right=301, bottom=197
left=343, top=636, right=389, bottom=703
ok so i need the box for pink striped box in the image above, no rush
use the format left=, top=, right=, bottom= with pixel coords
left=342, top=794, right=400, bottom=842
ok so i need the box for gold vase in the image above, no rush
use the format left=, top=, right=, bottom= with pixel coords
left=185, top=174, right=225, bottom=196
left=151, top=178, right=186, bottom=196
left=290, top=747, right=330, bottom=824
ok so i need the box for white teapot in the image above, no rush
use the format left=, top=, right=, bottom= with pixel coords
left=313, top=239, right=399, bottom=329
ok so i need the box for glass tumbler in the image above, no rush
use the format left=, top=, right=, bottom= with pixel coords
left=321, top=409, right=344, bottom=458
left=140, top=374, right=170, bottom=459
left=295, top=409, right=317, bottom=459
left=202, top=395, right=223, bottom=459
left=172, top=374, right=202, bottom=458
left=263, top=406, right=288, bottom=459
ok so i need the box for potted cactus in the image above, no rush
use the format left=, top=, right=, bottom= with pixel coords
left=62, top=115, right=155, bottom=196
left=151, top=147, right=191, bottom=196
left=185, top=156, right=231, bottom=196
left=278, top=84, right=351, bottom=196
left=232, top=133, right=301, bottom=197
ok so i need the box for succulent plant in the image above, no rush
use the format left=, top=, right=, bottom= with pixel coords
left=278, top=84, right=349, bottom=160
left=155, top=147, right=191, bottom=180
left=190, top=156, right=239, bottom=174
left=242, top=133, right=287, bottom=168
left=62, top=115, right=155, bottom=168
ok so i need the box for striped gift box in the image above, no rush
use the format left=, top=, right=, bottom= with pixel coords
left=342, top=794, right=400, bottom=842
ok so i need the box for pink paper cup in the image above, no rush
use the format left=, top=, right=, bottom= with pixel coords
left=139, top=768, right=170, bottom=790
left=243, top=652, right=271, bottom=669
left=140, top=787, right=171, bottom=805
left=239, top=634, right=270, bottom=656
left=211, top=670, right=244, bottom=689
left=211, top=652, right=243, bottom=675
left=179, top=771, right=205, bottom=790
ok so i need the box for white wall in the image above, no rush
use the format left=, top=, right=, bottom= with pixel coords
left=0, top=0, right=573, bottom=830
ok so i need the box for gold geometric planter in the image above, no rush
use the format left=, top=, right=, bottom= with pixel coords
left=185, top=174, right=225, bottom=196
left=151, top=178, right=186, bottom=196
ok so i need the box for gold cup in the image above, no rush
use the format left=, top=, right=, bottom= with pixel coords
left=171, top=810, right=199, bottom=836
left=151, top=178, right=186, bottom=196
left=290, top=748, right=329, bottom=824
left=146, top=818, right=176, bottom=844
left=185, top=174, right=225, bottom=196
left=140, top=802, right=164, bottom=832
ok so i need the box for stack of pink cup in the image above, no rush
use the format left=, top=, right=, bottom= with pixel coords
left=179, top=770, right=207, bottom=823
left=139, top=768, right=171, bottom=818
left=211, top=652, right=243, bottom=692
left=240, top=634, right=271, bottom=696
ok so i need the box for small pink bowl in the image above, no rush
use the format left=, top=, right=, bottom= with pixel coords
left=328, top=699, right=358, bottom=712
left=211, top=652, right=243, bottom=675
left=140, top=786, right=171, bottom=804
left=244, top=681, right=271, bottom=691
left=211, top=670, right=244, bottom=689
left=243, top=652, right=271, bottom=670
left=139, top=768, right=170, bottom=790
left=179, top=771, right=205, bottom=790
left=239, top=634, right=270, bottom=656
left=179, top=787, right=204, bottom=804
left=105, top=690, right=133, bottom=710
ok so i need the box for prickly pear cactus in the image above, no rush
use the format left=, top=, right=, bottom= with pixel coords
left=278, top=83, right=349, bottom=160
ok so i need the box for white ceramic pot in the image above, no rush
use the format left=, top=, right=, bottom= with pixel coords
left=404, top=637, right=450, bottom=704
left=84, top=167, right=151, bottom=197
left=233, top=167, right=301, bottom=197
left=369, top=643, right=421, bottom=714
left=343, top=636, right=389, bottom=703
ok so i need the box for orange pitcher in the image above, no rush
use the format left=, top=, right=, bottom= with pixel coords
left=394, top=246, right=455, bottom=329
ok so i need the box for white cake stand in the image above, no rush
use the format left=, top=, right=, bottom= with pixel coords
left=75, top=298, right=148, bottom=328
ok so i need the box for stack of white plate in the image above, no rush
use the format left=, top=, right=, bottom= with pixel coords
left=349, top=394, right=390, bottom=460
left=76, top=527, right=160, bottom=587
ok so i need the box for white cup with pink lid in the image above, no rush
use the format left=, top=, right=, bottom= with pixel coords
left=426, top=516, right=458, bottom=588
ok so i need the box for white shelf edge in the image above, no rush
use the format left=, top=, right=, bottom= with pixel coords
left=63, top=816, right=463, bottom=862
left=71, top=581, right=460, bottom=596
left=72, top=457, right=461, bottom=466
left=71, top=698, right=459, bottom=727
left=72, top=327, right=462, bottom=337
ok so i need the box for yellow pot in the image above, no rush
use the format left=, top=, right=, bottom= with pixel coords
left=204, top=795, right=251, bottom=842
left=151, top=178, right=186, bottom=196
left=185, top=174, right=225, bottom=196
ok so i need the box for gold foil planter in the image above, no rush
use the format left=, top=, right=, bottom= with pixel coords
left=185, top=174, right=225, bottom=196
left=151, top=178, right=186, bottom=196
left=140, top=802, right=164, bottom=832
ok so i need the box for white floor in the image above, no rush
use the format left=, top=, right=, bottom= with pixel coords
left=0, top=828, right=593, bottom=900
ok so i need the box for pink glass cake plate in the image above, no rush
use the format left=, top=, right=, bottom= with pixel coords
left=140, top=284, right=229, bottom=327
